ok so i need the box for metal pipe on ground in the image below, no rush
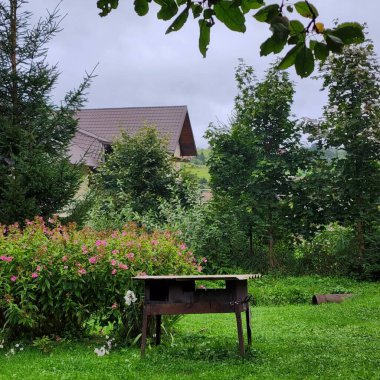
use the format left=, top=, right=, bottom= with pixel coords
left=312, top=294, right=353, bottom=305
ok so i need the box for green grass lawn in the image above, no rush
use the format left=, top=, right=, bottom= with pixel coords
left=181, top=162, right=210, bottom=182
left=1, top=277, right=379, bottom=379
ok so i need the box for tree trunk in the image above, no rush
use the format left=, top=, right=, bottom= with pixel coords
left=268, top=228, right=276, bottom=268
left=248, top=225, right=254, bottom=256
left=10, top=0, right=18, bottom=116
left=267, top=207, right=277, bottom=269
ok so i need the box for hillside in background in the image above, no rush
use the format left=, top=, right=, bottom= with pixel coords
left=181, top=148, right=211, bottom=188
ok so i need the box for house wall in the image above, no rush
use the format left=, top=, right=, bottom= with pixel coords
left=174, top=143, right=181, bottom=158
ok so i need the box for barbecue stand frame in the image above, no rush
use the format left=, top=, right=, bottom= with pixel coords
left=133, top=274, right=260, bottom=356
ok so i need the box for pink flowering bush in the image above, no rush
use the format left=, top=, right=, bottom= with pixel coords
left=0, top=217, right=201, bottom=340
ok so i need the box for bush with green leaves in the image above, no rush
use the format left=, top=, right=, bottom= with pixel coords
left=0, top=217, right=201, bottom=341
left=147, top=198, right=294, bottom=274
left=362, top=224, right=380, bottom=281
left=248, top=275, right=358, bottom=306
left=91, top=127, right=200, bottom=224
left=294, top=223, right=359, bottom=277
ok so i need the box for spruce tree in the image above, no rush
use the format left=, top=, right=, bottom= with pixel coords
left=0, top=0, right=92, bottom=224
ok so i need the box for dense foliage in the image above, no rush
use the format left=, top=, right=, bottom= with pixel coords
left=206, top=61, right=312, bottom=269
left=96, top=0, right=364, bottom=77
left=89, top=126, right=200, bottom=229
left=320, top=42, right=380, bottom=272
left=294, top=223, right=359, bottom=277
left=300, top=42, right=380, bottom=278
left=0, top=217, right=201, bottom=340
left=85, top=46, right=377, bottom=281
left=0, top=0, right=92, bottom=225
left=183, top=47, right=379, bottom=280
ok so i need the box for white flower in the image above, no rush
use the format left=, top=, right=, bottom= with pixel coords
left=94, top=346, right=108, bottom=357
left=124, top=290, right=137, bottom=306
left=15, top=343, right=19, bottom=348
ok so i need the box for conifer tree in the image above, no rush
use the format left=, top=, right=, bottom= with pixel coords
left=0, top=0, right=93, bottom=224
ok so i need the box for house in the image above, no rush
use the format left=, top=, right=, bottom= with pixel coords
left=69, top=105, right=197, bottom=168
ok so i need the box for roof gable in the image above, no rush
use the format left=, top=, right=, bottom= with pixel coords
left=70, top=106, right=197, bottom=167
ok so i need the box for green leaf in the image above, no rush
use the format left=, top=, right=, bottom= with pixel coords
left=295, top=45, right=314, bottom=77
left=214, top=1, right=246, bottom=32
left=288, top=35, right=298, bottom=45
left=325, top=34, right=344, bottom=53
left=260, top=36, right=287, bottom=56
left=288, top=20, right=305, bottom=45
left=289, top=20, right=304, bottom=36
left=203, top=8, right=215, bottom=19
left=254, top=4, right=279, bottom=23
left=232, top=0, right=242, bottom=7
left=332, top=22, right=365, bottom=44
left=241, top=0, right=264, bottom=14
left=176, top=0, right=187, bottom=5
left=314, top=41, right=329, bottom=61
left=286, top=5, right=293, bottom=13
left=199, top=19, right=211, bottom=57
left=134, top=0, right=149, bottom=16
left=278, top=44, right=302, bottom=69
left=191, top=3, right=203, bottom=18
left=109, top=0, right=119, bottom=9
left=270, top=16, right=290, bottom=42
left=294, top=1, right=318, bottom=18
left=97, top=0, right=119, bottom=16
left=154, top=0, right=178, bottom=20
left=166, top=7, right=189, bottom=34
left=326, top=34, right=344, bottom=45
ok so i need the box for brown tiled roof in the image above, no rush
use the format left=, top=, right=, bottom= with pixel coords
left=68, top=130, right=106, bottom=167
left=69, top=106, right=196, bottom=167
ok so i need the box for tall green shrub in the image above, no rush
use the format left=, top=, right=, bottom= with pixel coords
left=295, top=223, right=359, bottom=277
left=90, top=126, right=200, bottom=229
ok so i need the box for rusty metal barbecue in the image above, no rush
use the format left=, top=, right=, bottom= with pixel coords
left=133, top=274, right=260, bottom=357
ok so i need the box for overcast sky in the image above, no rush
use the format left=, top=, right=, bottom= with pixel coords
left=27, top=1, right=380, bottom=147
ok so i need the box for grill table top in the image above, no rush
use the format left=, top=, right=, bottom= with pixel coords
left=132, top=274, right=260, bottom=281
